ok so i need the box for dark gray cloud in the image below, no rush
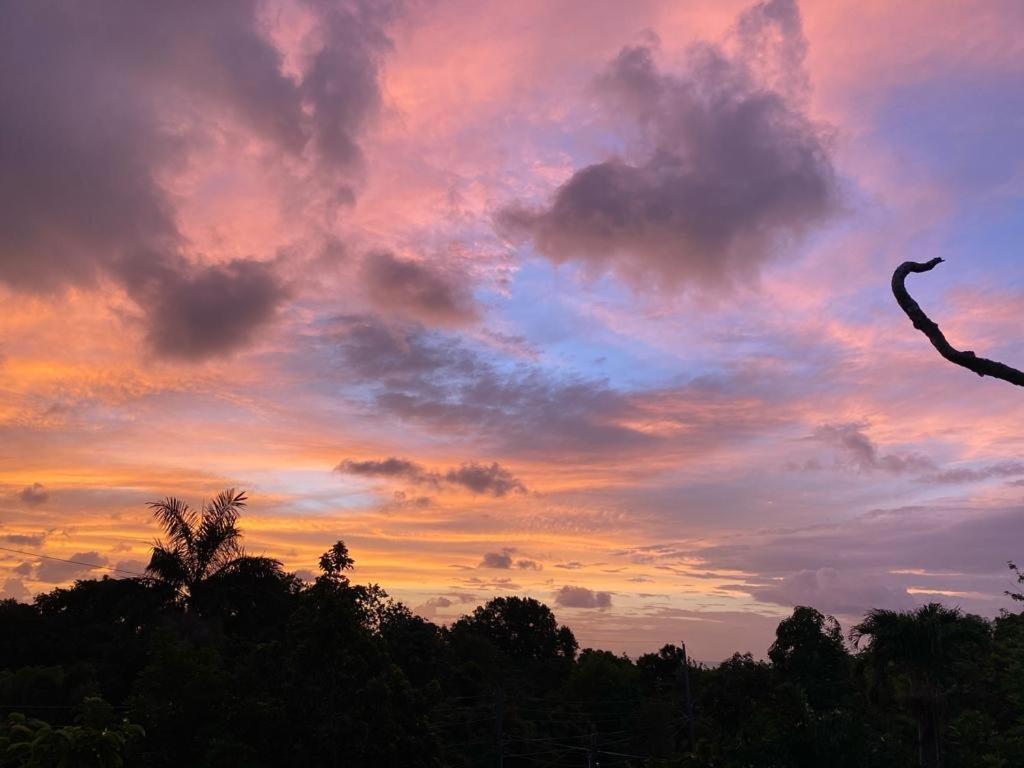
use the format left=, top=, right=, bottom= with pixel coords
left=336, top=457, right=425, bottom=479
left=0, top=0, right=390, bottom=358
left=361, top=250, right=479, bottom=327
left=480, top=550, right=514, bottom=569
left=35, top=551, right=108, bottom=583
left=17, top=483, right=49, bottom=506
left=336, top=454, right=526, bottom=497
left=554, top=585, right=612, bottom=609
left=497, top=0, right=836, bottom=291
left=478, top=548, right=541, bottom=570
left=144, top=260, right=288, bottom=360
left=444, top=462, right=526, bottom=497
left=2, top=533, right=46, bottom=547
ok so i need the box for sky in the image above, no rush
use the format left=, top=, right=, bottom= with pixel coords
left=1, top=0, right=1023, bottom=661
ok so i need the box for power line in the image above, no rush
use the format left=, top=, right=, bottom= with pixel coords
left=0, top=546, right=146, bottom=578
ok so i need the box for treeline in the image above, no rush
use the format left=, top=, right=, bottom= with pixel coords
left=0, top=491, right=1022, bottom=767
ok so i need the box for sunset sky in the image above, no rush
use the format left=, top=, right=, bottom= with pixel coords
left=2, top=0, right=1023, bottom=660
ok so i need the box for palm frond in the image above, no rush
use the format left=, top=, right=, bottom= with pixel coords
left=146, top=543, right=190, bottom=588
left=147, top=497, right=198, bottom=552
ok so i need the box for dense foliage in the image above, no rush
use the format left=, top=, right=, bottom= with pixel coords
left=0, top=496, right=1021, bottom=767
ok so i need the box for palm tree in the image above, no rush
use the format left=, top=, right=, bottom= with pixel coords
left=146, top=488, right=273, bottom=603
left=851, top=603, right=990, bottom=768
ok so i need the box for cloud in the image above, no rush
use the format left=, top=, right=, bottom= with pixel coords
left=0, top=0, right=390, bottom=358
left=143, top=260, right=288, bottom=360
left=0, top=578, right=30, bottom=602
left=497, top=0, right=836, bottom=292
left=34, top=551, right=108, bottom=583
left=2, top=533, right=46, bottom=547
left=930, top=462, right=1024, bottom=484
left=554, top=585, right=612, bottom=609
left=336, top=457, right=426, bottom=479
left=685, top=504, right=1024, bottom=617
left=478, top=548, right=542, bottom=570
left=331, top=316, right=652, bottom=458
left=336, top=454, right=527, bottom=497
left=810, top=422, right=935, bottom=474
left=361, top=251, right=479, bottom=326
left=741, top=567, right=914, bottom=615
left=810, top=423, right=1024, bottom=484
left=443, top=462, right=526, bottom=497
left=17, top=483, right=49, bottom=506
left=413, top=595, right=453, bottom=619
left=480, top=550, right=514, bottom=569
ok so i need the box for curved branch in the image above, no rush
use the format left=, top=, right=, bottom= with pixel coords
left=892, top=258, right=1024, bottom=387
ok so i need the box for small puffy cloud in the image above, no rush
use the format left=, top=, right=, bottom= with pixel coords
left=479, top=549, right=514, bottom=569
left=35, top=551, right=108, bottom=583
left=336, top=457, right=426, bottom=480
left=361, top=250, right=479, bottom=327
left=555, top=561, right=585, bottom=570
left=554, top=585, right=612, bottom=609
left=497, top=0, right=836, bottom=293
left=336, top=455, right=526, bottom=497
left=18, top=483, right=49, bottom=506
left=444, top=462, right=527, bottom=497
left=478, top=548, right=541, bottom=570
left=414, top=596, right=453, bottom=619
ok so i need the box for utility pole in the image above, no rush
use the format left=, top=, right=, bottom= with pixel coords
left=681, top=641, right=696, bottom=752
left=494, top=687, right=504, bottom=768
left=586, top=724, right=597, bottom=768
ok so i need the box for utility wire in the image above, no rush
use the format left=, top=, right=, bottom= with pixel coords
left=0, top=546, right=146, bottom=578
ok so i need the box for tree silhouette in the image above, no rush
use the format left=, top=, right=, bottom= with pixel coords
left=852, top=603, right=991, bottom=768
left=145, top=489, right=279, bottom=605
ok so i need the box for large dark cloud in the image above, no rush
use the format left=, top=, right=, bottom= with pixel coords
left=497, top=0, right=836, bottom=291
left=0, top=0, right=391, bottom=359
left=144, top=260, right=288, bottom=360
left=361, top=250, right=479, bottom=327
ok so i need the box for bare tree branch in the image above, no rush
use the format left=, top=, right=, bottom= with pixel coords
left=892, top=258, right=1024, bottom=387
